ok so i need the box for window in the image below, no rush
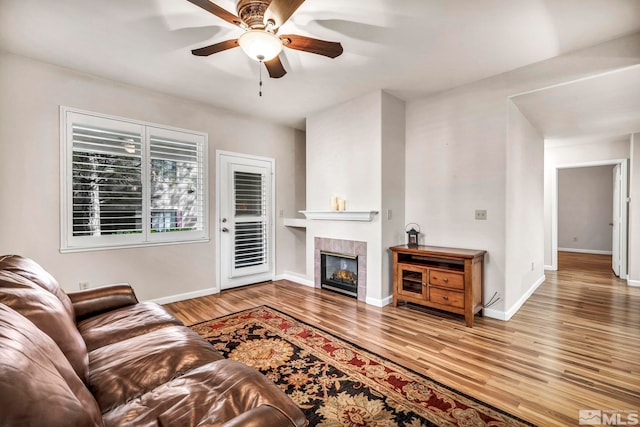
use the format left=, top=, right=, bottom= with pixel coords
left=61, top=107, right=208, bottom=251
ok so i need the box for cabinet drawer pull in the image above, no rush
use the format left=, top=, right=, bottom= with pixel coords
left=443, top=295, right=449, bottom=300
left=443, top=277, right=449, bottom=283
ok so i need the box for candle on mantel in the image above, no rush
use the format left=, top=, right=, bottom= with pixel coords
left=338, top=199, right=346, bottom=211
left=331, top=196, right=339, bottom=211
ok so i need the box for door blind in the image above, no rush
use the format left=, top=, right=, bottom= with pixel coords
left=233, top=171, right=267, bottom=269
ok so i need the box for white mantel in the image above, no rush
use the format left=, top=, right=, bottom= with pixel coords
left=300, top=211, right=379, bottom=222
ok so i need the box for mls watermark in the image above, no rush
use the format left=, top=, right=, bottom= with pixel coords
left=579, top=410, right=639, bottom=425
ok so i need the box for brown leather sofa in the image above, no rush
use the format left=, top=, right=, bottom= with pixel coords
left=0, top=255, right=307, bottom=427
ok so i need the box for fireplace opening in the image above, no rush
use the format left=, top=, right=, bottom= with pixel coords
left=320, top=251, right=358, bottom=298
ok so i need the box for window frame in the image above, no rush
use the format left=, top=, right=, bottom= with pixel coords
left=60, top=106, right=209, bottom=252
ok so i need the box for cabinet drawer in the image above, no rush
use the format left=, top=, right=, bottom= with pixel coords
left=430, top=287, right=464, bottom=308
left=428, top=269, right=464, bottom=290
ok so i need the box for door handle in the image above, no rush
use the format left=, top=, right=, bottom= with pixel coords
left=222, top=227, right=229, bottom=232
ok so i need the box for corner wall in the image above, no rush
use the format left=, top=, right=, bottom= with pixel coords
left=381, top=92, right=406, bottom=300
left=406, top=86, right=509, bottom=313
left=504, top=101, right=545, bottom=317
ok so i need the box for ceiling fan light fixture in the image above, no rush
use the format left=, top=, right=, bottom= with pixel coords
left=238, top=30, right=283, bottom=61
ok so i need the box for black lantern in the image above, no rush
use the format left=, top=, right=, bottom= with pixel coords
left=405, top=223, right=420, bottom=247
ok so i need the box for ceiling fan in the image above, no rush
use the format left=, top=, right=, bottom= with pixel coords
left=186, top=0, right=343, bottom=78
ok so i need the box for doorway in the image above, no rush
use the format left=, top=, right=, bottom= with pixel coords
left=550, top=159, right=628, bottom=277
left=216, top=151, right=275, bottom=290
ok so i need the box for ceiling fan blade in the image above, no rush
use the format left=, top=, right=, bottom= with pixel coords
left=185, top=0, right=244, bottom=28
left=281, top=34, right=343, bottom=58
left=264, top=56, right=287, bottom=78
left=191, top=39, right=239, bottom=56
left=264, top=0, right=305, bottom=28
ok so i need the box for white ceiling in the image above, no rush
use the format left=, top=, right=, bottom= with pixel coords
left=1, top=0, right=640, bottom=130
left=512, top=65, right=640, bottom=140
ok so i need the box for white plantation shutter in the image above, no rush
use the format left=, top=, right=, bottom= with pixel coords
left=71, top=124, right=143, bottom=237
left=233, top=171, right=267, bottom=269
left=231, top=169, right=269, bottom=276
left=148, top=129, right=206, bottom=238
left=61, top=108, right=208, bottom=251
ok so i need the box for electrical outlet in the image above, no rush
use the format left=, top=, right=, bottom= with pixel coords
left=279, top=209, right=284, bottom=218
left=531, top=262, right=535, bottom=271
left=475, top=210, right=487, bottom=220
left=79, top=281, right=89, bottom=290
left=387, top=209, right=392, bottom=220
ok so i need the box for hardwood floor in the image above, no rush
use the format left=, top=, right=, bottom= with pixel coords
left=164, top=252, right=640, bottom=426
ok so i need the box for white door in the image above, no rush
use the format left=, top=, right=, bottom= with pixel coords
left=217, top=152, right=274, bottom=289
left=612, top=164, right=621, bottom=276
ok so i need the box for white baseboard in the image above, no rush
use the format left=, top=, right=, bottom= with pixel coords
left=628, top=278, right=640, bottom=287
left=275, top=272, right=314, bottom=287
left=544, top=264, right=555, bottom=271
left=484, top=274, right=546, bottom=321
left=150, top=287, right=218, bottom=305
left=366, top=295, right=393, bottom=307
left=558, top=248, right=612, bottom=255
left=483, top=308, right=507, bottom=321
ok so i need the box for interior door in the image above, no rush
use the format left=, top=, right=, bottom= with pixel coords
left=612, top=164, right=621, bottom=276
left=217, top=152, right=274, bottom=289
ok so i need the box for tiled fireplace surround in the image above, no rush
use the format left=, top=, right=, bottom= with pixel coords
left=314, top=237, right=367, bottom=302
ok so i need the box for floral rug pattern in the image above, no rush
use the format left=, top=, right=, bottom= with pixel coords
left=191, top=306, right=534, bottom=427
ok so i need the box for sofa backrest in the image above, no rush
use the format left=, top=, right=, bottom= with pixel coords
left=0, top=255, right=89, bottom=383
left=0, top=303, right=103, bottom=426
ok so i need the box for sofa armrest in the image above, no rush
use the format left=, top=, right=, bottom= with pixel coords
left=68, top=285, right=139, bottom=322
left=221, top=404, right=305, bottom=427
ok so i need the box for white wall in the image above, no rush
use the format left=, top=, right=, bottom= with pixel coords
left=558, top=165, right=614, bottom=253
left=543, top=137, right=631, bottom=267
left=629, top=133, right=640, bottom=285
left=306, top=91, right=383, bottom=303
left=380, top=92, right=406, bottom=300
left=305, top=90, right=405, bottom=305
left=0, top=52, right=303, bottom=301
left=405, top=33, right=640, bottom=317
left=505, top=101, right=545, bottom=314
left=277, top=129, right=307, bottom=279
left=406, top=85, right=508, bottom=312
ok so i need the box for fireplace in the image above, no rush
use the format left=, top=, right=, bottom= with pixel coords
left=320, top=251, right=358, bottom=297
left=314, top=237, right=367, bottom=302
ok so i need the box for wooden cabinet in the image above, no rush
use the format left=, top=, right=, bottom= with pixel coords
left=391, top=245, right=486, bottom=327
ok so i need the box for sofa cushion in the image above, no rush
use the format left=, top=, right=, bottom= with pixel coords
left=0, top=255, right=89, bottom=383
left=89, top=325, right=225, bottom=412
left=102, top=359, right=306, bottom=427
left=78, top=301, right=184, bottom=351
left=0, top=304, right=103, bottom=427
left=0, top=255, right=75, bottom=315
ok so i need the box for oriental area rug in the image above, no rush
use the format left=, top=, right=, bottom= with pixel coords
left=191, top=306, right=534, bottom=427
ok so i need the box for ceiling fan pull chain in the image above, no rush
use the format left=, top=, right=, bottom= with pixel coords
left=259, top=60, right=263, bottom=97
